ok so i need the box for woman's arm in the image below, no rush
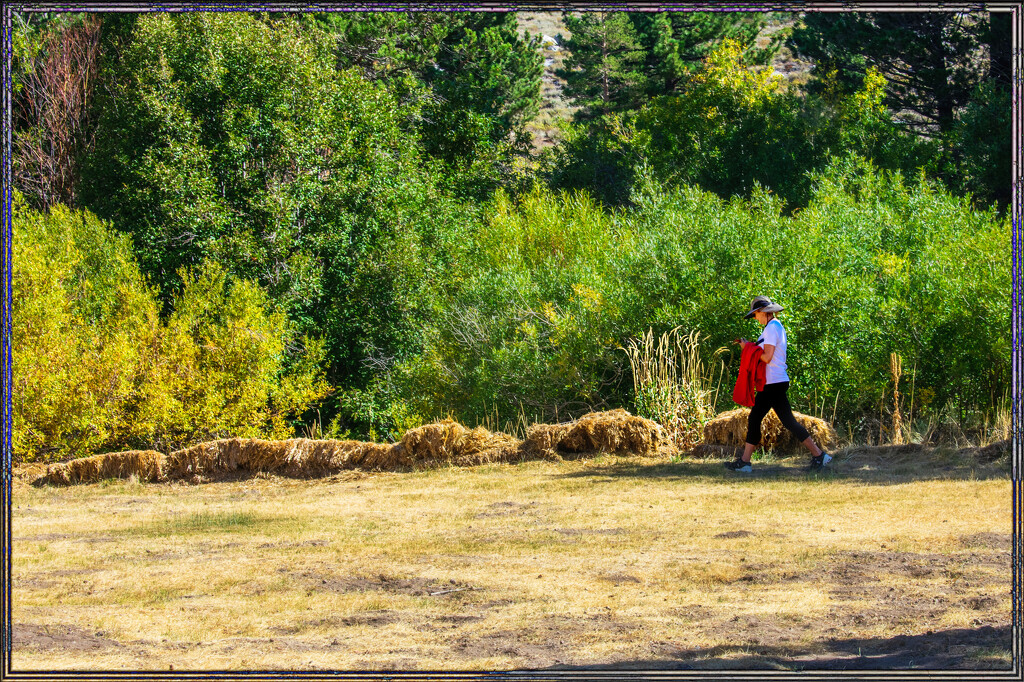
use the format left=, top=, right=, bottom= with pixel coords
left=760, top=343, right=775, bottom=364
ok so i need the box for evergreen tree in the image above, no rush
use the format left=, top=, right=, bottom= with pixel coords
left=555, top=11, right=645, bottom=119
left=789, top=10, right=1011, bottom=209
left=420, top=13, right=544, bottom=195
left=303, top=11, right=542, bottom=198
left=789, top=11, right=993, bottom=137
left=631, top=11, right=779, bottom=97
left=557, top=11, right=779, bottom=118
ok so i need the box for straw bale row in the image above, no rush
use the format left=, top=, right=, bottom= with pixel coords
left=40, top=450, right=165, bottom=486
left=162, top=438, right=396, bottom=480
left=698, top=408, right=837, bottom=454
left=33, top=409, right=666, bottom=486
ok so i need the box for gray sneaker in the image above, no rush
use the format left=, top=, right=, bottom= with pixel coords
left=807, top=452, right=833, bottom=471
left=725, top=458, right=752, bottom=473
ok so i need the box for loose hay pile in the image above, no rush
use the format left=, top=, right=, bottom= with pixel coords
left=698, top=408, right=837, bottom=454
left=388, top=420, right=520, bottom=469
left=34, top=410, right=663, bottom=486
left=522, top=409, right=665, bottom=459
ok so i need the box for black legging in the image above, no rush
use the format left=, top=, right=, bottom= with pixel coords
left=745, top=381, right=810, bottom=446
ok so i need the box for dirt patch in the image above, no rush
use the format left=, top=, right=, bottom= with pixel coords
left=216, top=636, right=324, bottom=653
left=475, top=501, right=538, bottom=518
left=256, top=539, right=329, bottom=549
left=14, top=568, right=94, bottom=590
left=963, top=596, right=998, bottom=610
left=601, top=572, right=642, bottom=585
left=813, top=549, right=1009, bottom=630
left=14, top=623, right=124, bottom=652
left=435, top=614, right=486, bottom=626
left=13, top=533, right=77, bottom=542
left=341, top=611, right=403, bottom=627
left=291, top=571, right=473, bottom=597
left=714, top=530, right=755, bottom=539
left=554, top=527, right=623, bottom=537
left=959, top=532, right=1011, bottom=550
left=452, top=612, right=639, bottom=668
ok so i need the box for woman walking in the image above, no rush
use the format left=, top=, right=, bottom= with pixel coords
left=725, top=296, right=832, bottom=473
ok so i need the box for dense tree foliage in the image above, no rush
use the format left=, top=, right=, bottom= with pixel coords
left=556, top=11, right=777, bottom=119
left=550, top=41, right=936, bottom=210
left=7, top=10, right=1012, bottom=459
left=77, top=13, right=480, bottom=403
left=392, top=158, right=1009, bottom=437
left=789, top=10, right=1011, bottom=209
left=556, top=12, right=645, bottom=119
left=790, top=11, right=995, bottom=135
left=303, top=11, right=543, bottom=199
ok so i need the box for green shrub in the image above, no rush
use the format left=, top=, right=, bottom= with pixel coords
left=12, top=195, right=329, bottom=461
left=386, top=157, right=1008, bottom=435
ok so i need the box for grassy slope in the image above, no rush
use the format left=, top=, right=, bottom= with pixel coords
left=11, top=452, right=1011, bottom=671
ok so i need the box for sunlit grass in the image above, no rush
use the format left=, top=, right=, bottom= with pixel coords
left=11, top=453, right=1011, bottom=671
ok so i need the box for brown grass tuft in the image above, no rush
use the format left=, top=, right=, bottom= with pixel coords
left=950, top=439, right=1011, bottom=465
left=971, top=439, right=1011, bottom=463
left=702, top=408, right=837, bottom=453
left=35, top=450, right=165, bottom=486
left=837, top=442, right=925, bottom=468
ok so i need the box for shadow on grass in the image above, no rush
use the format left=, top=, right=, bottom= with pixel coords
left=539, top=624, right=1012, bottom=671
left=550, top=453, right=1010, bottom=486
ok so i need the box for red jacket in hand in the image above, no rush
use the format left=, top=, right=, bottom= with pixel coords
left=732, top=342, right=765, bottom=407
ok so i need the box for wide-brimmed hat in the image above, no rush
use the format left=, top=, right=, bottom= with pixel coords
left=743, top=296, right=784, bottom=319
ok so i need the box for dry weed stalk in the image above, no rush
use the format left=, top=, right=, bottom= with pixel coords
left=890, top=352, right=904, bottom=445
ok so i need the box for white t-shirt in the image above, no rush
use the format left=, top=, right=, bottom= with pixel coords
left=758, top=318, right=789, bottom=384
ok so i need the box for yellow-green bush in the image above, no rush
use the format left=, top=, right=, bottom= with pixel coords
left=12, top=194, right=329, bottom=462
left=151, top=261, right=329, bottom=451
left=13, top=193, right=163, bottom=460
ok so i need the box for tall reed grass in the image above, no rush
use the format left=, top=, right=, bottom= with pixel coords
left=622, top=327, right=724, bottom=451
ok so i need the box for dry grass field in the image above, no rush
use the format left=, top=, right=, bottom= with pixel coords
left=10, top=446, right=1012, bottom=672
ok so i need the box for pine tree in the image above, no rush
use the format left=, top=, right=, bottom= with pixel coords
left=304, top=12, right=542, bottom=197
left=555, top=11, right=645, bottom=120
left=556, top=11, right=779, bottom=119
left=631, top=11, right=778, bottom=97
left=788, top=11, right=996, bottom=137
